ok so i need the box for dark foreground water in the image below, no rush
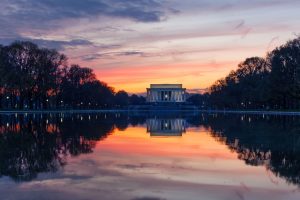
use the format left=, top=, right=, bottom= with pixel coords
left=0, top=112, right=300, bottom=200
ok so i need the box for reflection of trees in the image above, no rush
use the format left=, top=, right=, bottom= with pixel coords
left=0, top=114, right=117, bottom=182
left=0, top=113, right=151, bottom=182
left=2, top=112, right=300, bottom=186
left=203, top=114, right=300, bottom=186
left=0, top=121, right=65, bottom=181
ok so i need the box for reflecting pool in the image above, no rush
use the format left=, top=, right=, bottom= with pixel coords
left=0, top=112, right=300, bottom=200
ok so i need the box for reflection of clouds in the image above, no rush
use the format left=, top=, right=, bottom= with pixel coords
left=7, top=166, right=299, bottom=200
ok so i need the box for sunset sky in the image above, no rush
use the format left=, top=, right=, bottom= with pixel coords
left=1, top=0, right=300, bottom=93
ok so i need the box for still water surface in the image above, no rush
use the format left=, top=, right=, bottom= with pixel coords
left=0, top=113, right=300, bottom=200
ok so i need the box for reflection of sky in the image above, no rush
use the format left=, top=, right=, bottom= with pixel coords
left=1, top=1, right=300, bottom=92
left=1, top=126, right=299, bottom=200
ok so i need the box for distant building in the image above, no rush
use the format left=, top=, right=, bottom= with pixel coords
left=146, top=84, right=186, bottom=103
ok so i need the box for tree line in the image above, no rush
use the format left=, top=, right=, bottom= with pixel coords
left=2, top=37, right=300, bottom=110
left=189, top=36, right=300, bottom=110
left=0, top=41, right=145, bottom=109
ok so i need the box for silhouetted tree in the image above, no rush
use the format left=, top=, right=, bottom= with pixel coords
left=114, top=90, right=129, bottom=107
left=235, top=57, right=270, bottom=108
left=0, top=41, right=66, bottom=109
left=129, top=94, right=146, bottom=105
left=268, top=37, right=300, bottom=109
left=187, top=94, right=208, bottom=108
left=208, top=58, right=270, bottom=109
left=59, top=64, right=115, bottom=108
left=207, top=37, right=300, bottom=110
left=0, top=41, right=144, bottom=110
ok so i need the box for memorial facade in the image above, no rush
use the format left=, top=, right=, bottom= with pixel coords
left=146, top=84, right=186, bottom=103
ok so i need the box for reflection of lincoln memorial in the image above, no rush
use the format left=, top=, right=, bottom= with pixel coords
left=147, top=118, right=186, bottom=136
left=146, top=84, right=186, bottom=103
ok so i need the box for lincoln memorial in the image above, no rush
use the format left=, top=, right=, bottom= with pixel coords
left=146, top=84, right=186, bottom=103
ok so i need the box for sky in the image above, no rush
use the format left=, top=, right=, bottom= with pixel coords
left=0, top=0, right=300, bottom=93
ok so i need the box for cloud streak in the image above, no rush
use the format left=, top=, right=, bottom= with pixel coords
left=0, top=37, right=95, bottom=50
left=78, top=50, right=145, bottom=61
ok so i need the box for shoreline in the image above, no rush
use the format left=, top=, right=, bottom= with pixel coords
left=1, top=109, right=300, bottom=116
